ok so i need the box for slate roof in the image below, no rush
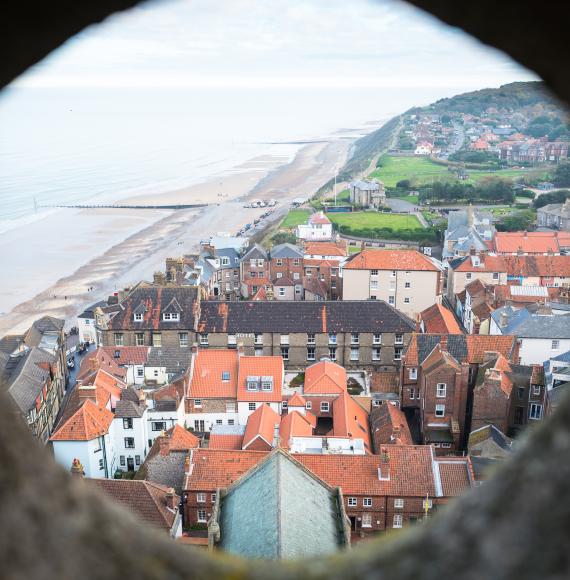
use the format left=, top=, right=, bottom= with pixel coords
left=198, top=300, right=415, bottom=334
left=270, top=243, right=304, bottom=259
left=2, top=347, right=56, bottom=414
left=241, top=244, right=268, bottom=262
left=78, top=300, right=108, bottom=319
left=87, top=479, right=178, bottom=533
left=107, top=286, right=199, bottom=331
left=115, top=398, right=145, bottom=419
left=0, top=335, right=24, bottom=355
left=147, top=347, right=192, bottom=375
left=491, top=306, right=570, bottom=339
left=217, top=450, right=348, bottom=559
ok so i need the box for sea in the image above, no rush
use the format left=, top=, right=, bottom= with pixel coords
left=0, top=85, right=469, bottom=234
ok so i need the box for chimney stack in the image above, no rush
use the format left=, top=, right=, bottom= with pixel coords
left=165, top=488, right=178, bottom=511
left=70, top=458, right=85, bottom=478
left=500, top=311, right=509, bottom=328
left=273, top=422, right=281, bottom=448
left=440, top=335, right=448, bottom=352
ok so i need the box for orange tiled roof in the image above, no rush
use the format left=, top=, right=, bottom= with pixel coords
left=436, top=458, right=474, bottom=496
left=332, top=391, right=372, bottom=452
left=304, top=241, right=347, bottom=257
left=309, top=212, right=331, bottom=225
left=420, top=304, right=463, bottom=334
left=304, top=360, right=347, bottom=394
left=77, top=348, right=126, bottom=382
left=494, top=232, right=562, bottom=254
left=344, top=249, right=439, bottom=272
left=453, top=253, right=570, bottom=277
left=50, top=399, right=113, bottom=441
left=208, top=433, right=245, bottom=450
left=100, top=346, right=149, bottom=365
left=371, top=403, right=414, bottom=446
left=168, top=424, right=200, bottom=451
left=370, top=371, right=399, bottom=394
left=452, top=254, right=506, bottom=273
left=279, top=411, right=314, bottom=448
left=242, top=403, right=281, bottom=449
left=251, top=287, right=268, bottom=301
left=287, top=392, right=307, bottom=407
left=237, top=356, right=283, bottom=402
left=188, top=349, right=238, bottom=399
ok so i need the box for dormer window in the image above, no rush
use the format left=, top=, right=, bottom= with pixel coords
left=247, top=376, right=260, bottom=391
left=261, top=377, right=273, bottom=391
left=222, top=257, right=230, bottom=266
left=222, top=371, right=230, bottom=382
left=134, top=313, right=143, bottom=322
left=163, top=312, right=180, bottom=321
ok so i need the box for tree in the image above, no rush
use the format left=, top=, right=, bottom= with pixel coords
left=498, top=210, right=535, bottom=231
left=396, top=179, right=411, bottom=189
left=533, top=189, right=570, bottom=209
left=553, top=163, right=570, bottom=187
left=525, top=123, right=551, bottom=138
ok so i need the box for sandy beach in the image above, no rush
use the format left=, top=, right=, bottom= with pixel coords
left=0, top=137, right=352, bottom=336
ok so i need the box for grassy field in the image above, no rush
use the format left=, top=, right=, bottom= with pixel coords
left=392, top=194, right=419, bottom=204
left=348, top=245, right=361, bottom=254
left=369, top=154, right=549, bottom=188
left=328, top=211, right=423, bottom=231
left=280, top=209, right=310, bottom=229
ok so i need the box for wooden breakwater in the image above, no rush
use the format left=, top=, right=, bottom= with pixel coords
left=38, top=203, right=210, bottom=210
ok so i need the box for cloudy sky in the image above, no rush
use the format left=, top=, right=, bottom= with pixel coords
left=15, top=0, right=536, bottom=89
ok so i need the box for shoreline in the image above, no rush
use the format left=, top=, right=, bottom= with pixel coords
left=0, top=137, right=353, bottom=336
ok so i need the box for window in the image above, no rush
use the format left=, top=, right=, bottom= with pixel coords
left=529, top=403, right=543, bottom=420
left=134, top=313, right=143, bottom=321
left=135, top=455, right=141, bottom=466
left=114, top=333, right=124, bottom=346
left=194, top=399, right=202, bottom=408
left=350, top=347, right=359, bottom=361
left=179, top=332, right=189, bottom=347
left=281, top=347, right=289, bottom=360
left=293, top=272, right=300, bottom=280
left=307, top=333, right=316, bottom=345
left=371, top=269, right=378, bottom=276
left=153, top=369, right=159, bottom=378
left=258, top=259, right=264, bottom=267
left=552, top=340, right=560, bottom=350
left=199, top=333, right=208, bottom=346
left=216, top=419, right=223, bottom=425
left=228, top=419, right=235, bottom=426
left=441, top=443, right=452, bottom=449
left=226, top=402, right=236, bottom=413
left=276, top=272, right=283, bottom=279
left=123, top=418, right=133, bottom=430
left=320, top=401, right=330, bottom=413
left=280, top=334, right=289, bottom=345
left=152, top=333, right=162, bottom=347
left=305, top=401, right=312, bottom=410
left=197, top=493, right=206, bottom=503
left=363, top=497, right=372, bottom=507
left=307, top=347, right=316, bottom=361
left=533, top=384, right=541, bottom=396
left=152, top=421, right=167, bottom=432
left=135, top=333, right=144, bottom=346
left=331, top=268, right=338, bottom=277
left=370, top=280, right=378, bottom=290
left=492, top=272, right=499, bottom=280
left=124, top=438, right=135, bottom=449
left=254, top=333, right=263, bottom=345
left=120, top=456, right=125, bottom=466
left=404, top=297, right=411, bottom=304
left=248, top=403, right=257, bottom=412
left=391, top=270, right=396, bottom=277
left=518, top=387, right=525, bottom=400
left=276, top=259, right=283, bottom=266
left=222, top=371, right=230, bottom=382
left=362, top=513, right=372, bottom=528
left=249, top=271, right=256, bottom=278
left=282, top=401, right=288, bottom=410
left=372, top=347, right=381, bottom=361
left=194, top=420, right=205, bottom=431
left=388, top=296, right=395, bottom=305
left=436, top=383, right=447, bottom=398
left=261, top=379, right=273, bottom=391
left=211, top=493, right=217, bottom=503
left=409, top=388, right=416, bottom=399
left=393, top=514, right=403, bottom=528
left=197, top=510, right=207, bottom=523
left=99, top=459, right=104, bottom=470
left=278, top=287, right=285, bottom=297
left=351, top=333, right=359, bottom=345
left=328, top=333, right=337, bottom=345
left=394, top=498, right=405, bottom=509
left=249, top=259, right=257, bottom=267
left=466, top=272, right=472, bottom=280
left=394, top=347, right=402, bottom=361
left=293, top=258, right=300, bottom=266
left=255, top=347, right=263, bottom=356
left=395, top=334, right=403, bottom=345
left=373, top=333, right=382, bottom=345
left=435, top=404, right=445, bottom=417
left=163, top=312, right=179, bottom=321
left=409, top=368, right=418, bottom=380
left=347, top=497, right=357, bottom=507
left=328, top=347, right=337, bottom=361
left=136, top=367, right=144, bottom=378
left=227, top=334, right=236, bottom=346
left=247, top=377, right=259, bottom=391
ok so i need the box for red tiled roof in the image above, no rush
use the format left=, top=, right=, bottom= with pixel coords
left=279, top=411, right=314, bottom=448
left=344, top=249, right=440, bottom=272
left=494, top=232, right=562, bottom=254
left=208, top=433, right=244, bottom=450
left=332, top=391, right=372, bottom=452
left=77, top=348, right=126, bottom=382
left=87, top=479, right=177, bottom=532
left=237, top=356, right=283, bottom=402
left=242, top=404, right=281, bottom=450
left=287, top=392, right=307, bottom=407
left=453, top=253, right=570, bottom=277
left=452, top=254, right=506, bottom=273
left=251, top=287, right=268, bottom=301
left=436, top=459, right=473, bottom=496
left=371, top=403, right=414, bottom=447
left=309, top=212, right=331, bottom=225
left=304, top=241, right=347, bottom=257
left=370, top=371, right=399, bottom=394
left=304, top=360, right=347, bottom=394
left=168, top=425, right=200, bottom=451
left=50, top=399, right=113, bottom=441
left=188, top=349, right=238, bottom=399
left=244, top=278, right=271, bottom=287
left=101, top=346, right=149, bottom=365
left=420, top=304, right=463, bottom=334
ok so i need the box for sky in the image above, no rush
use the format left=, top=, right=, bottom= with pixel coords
left=13, top=0, right=537, bottom=90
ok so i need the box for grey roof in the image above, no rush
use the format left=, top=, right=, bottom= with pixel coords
left=210, top=424, right=246, bottom=436
left=241, top=243, right=268, bottom=262
left=491, top=306, right=570, bottom=339
left=214, top=247, right=240, bottom=266
left=548, top=382, right=570, bottom=407
left=270, top=243, right=304, bottom=259
left=147, top=347, right=191, bottom=375
left=470, top=456, right=502, bottom=481
left=551, top=349, right=570, bottom=364
left=218, top=450, right=348, bottom=559
left=0, top=335, right=24, bottom=355
left=136, top=451, right=188, bottom=495
left=150, top=400, right=178, bottom=413
left=115, top=399, right=145, bottom=419
left=350, top=180, right=381, bottom=191
left=2, top=347, right=56, bottom=414
left=78, top=300, right=108, bottom=319
left=32, top=316, right=65, bottom=334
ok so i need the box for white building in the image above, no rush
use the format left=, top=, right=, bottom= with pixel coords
left=113, top=392, right=149, bottom=473
left=296, top=212, right=333, bottom=241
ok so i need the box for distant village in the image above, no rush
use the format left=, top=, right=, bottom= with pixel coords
left=2, top=177, right=570, bottom=558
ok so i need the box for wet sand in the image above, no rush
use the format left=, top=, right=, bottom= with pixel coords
left=0, top=138, right=351, bottom=336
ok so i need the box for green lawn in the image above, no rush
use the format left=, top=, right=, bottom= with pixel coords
left=328, top=212, right=423, bottom=231
left=348, top=245, right=361, bottom=254
left=392, top=194, right=419, bottom=204
left=280, top=209, right=310, bottom=229
left=370, top=154, right=549, bottom=188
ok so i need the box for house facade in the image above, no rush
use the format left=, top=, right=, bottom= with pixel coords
left=296, top=212, right=333, bottom=241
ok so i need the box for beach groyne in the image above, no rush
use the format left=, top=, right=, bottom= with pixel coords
left=38, top=203, right=210, bottom=210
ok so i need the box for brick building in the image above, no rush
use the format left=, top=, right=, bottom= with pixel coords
left=239, top=244, right=271, bottom=299
left=269, top=243, right=304, bottom=300
left=183, top=446, right=474, bottom=534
